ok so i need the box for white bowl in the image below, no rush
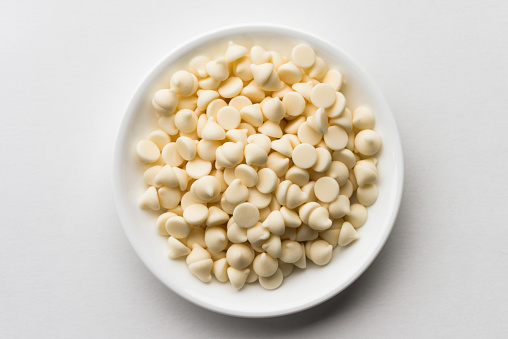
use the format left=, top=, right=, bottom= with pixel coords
left=113, top=24, right=404, bottom=318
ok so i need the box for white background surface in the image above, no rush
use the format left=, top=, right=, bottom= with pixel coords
left=1, top=0, right=507, bottom=337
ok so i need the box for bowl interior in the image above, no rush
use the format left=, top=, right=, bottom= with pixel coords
left=113, top=25, right=403, bottom=317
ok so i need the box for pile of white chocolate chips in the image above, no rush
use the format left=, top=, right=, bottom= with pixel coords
left=136, top=41, right=381, bottom=290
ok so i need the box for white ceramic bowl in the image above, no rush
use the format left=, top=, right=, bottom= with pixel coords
left=113, top=24, right=403, bottom=318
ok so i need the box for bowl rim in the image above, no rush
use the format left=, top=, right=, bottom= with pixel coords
left=113, top=23, right=404, bottom=318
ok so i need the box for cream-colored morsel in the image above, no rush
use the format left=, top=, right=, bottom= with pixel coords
left=292, top=143, right=318, bottom=169
left=152, top=88, right=178, bottom=115
left=292, top=44, right=315, bottom=68
left=137, top=40, right=382, bottom=290
left=355, top=129, right=381, bottom=156
left=170, top=70, right=198, bottom=97
left=136, top=140, right=160, bottom=163
left=233, top=202, right=259, bottom=228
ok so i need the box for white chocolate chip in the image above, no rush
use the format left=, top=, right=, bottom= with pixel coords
left=332, top=149, right=356, bottom=169
left=297, top=121, right=322, bottom=145
left=189, top=55, right=209, bottom=78
left=307, top=56, right=328, bottom=79
left=167, top=236, right=190, bottom=259
left=247, top=187, right=272, bottom=209
left=227, top=220, right=247, bottom=243
left=183, top=203, right=208, bottom=226
left=206, top=206, right=229, bottom=227
left=174, top=109, right=198, bottom=133
left=199, top=76, right=221, bottom=90
left=278, top=260, right=293, bottom=277
left=310, top=83, right=336, bottom=108
left=285, top=184, right=309, bottom=209
left=326, top=92, right=346, bottom=118
left=323, top=69, right=343, bottom=91
left=225, top=41, right=248, bottom=63
left=354, top=162, right=378, bottom=187
left=329, top=195, right=350, bottom=219
left=154, top=165, right=178, bottom=187
left=262, top=210, right=285, bottom=235
left=235, top=164, right=258, bottom=187
left=293, top=243, right=307, bottom=268
left=308, top=240, right=332, bottom=265
left=313, top=147, right=332, bottom=172
left=158, top=186, right=181, bottom=209
left=307, top=107, right=329, bottom=134
left=148, top=130, right=170, bottom=150
left=139, top=186, right=160, bottom=210
left=285, top=166, right=309, bottom=186
left=226, top=243, right=254, bottom=269
left=307, top=206, right=332, bottom=231
left=256, top=168, right=279, bottom=194
left=241, top=81, right=265, bottom=103
left=346, top=204, right=368, bottom=228
left=338, top=222, right=359, bottom=246
left=205, top=226, right=228, bottom=252
left=356, top=183, right=378, bottom=206
left=216, top=106, right=241, bottom=130
left=206, top=98, right=227, bottom=118
left=226, top=128, right=248, bottom=145
left=262, top=235, right=282, bottom=258
left=330, top=107, right=352, bottom=131
left=295, top=224, right=318, bottom=242
left=191, top=175, right=220, bottom=202
left=247, top=222, right=270, bottom=246
left=244, top=143, right=268, bottom=166
left=352, top=107, right=375, bottom=130
left=280, top=240, right=303, bottom=263
left=165, top=216, right=191, bottom=239
left=227, top=267, right=250, bottom=290
left=196, top=139, right=220, bottom=161
left=240, top=104, right=264, bottom=127
left=216, top=141, right=244, bottom=168
left=175, top=136, right=197, bottom=161
left=206, top=58, right=229, bottom=81
left=292, top=44, right=316, bottom=68
left=197, top=90, right=220, bottom=111
left=186, top=157, right=212, bottom=179
left=250, top=45, right=271, bottom=64
left=253, top=253, right=278, bottom=277
left=257, top=121, right=282, bottom=139
left=314, top=177, right=340, bottom=203
left=233, top=202, right=259, bottom=228
left=158, top=115, right=178, bottom=135
left=251, top=63, right=274, bottom=86
left=186, top=227, right=206, bottom=248
left=355, top=129, right=381, bottom=156
left=271, top=136, right=293, bottom=158
left=218, top=77, right=243, bottom=98
left=282, top=91, right=305, bottom=117
left=136, top=139, right=160, bottom=164
left=201, top=117, right=226, bottom=140
left=298, top=202, right=320, bottom=224
left=228, top=95, right=252, bottom=111
left=261, top=97, right=286, bottom=122
left=156, top=212, right=174, bottom=235
left=170, top=70, right=198, bottom=97
left=280, top=207, right=301, bottom=228
left=224, top=179, right=249, bottom=205
left=292, top=143, right=318, bottom=169
left=152, top=88, right=178, bottom=115
left=292, top=81, right=315, bottom=101
left=278, top=62, right=302, bottom=84
left=266, top=152, right=290, bottom=178
left=212, top=257, right=229, bottom=282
